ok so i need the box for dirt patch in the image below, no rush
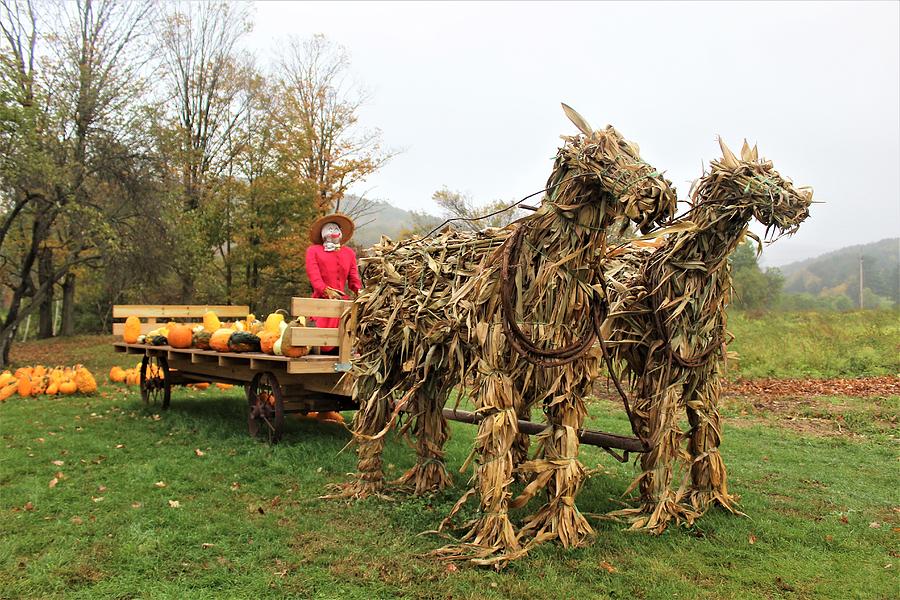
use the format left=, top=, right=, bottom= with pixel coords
left=726, top=376, right=900, bottom=398
left=10, top=335, right=116, bottom=367
left=592, top=375, right=898, bottom=438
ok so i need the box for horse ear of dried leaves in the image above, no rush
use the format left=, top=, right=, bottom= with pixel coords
left=331, top=116, right=811, bottom=568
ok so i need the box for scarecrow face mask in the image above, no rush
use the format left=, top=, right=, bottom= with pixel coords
left=322, top=222, right=342, bottom=249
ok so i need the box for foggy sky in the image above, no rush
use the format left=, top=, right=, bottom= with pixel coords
left=247, top=1, right=899, bottom=266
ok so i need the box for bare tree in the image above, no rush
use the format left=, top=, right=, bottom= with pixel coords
left=276, top=34, right=395, bottom=214
left=431, top=187, right=527, bottom=232
left=0, top=0, right=152, bottom=362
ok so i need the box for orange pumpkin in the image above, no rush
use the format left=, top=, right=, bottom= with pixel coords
left=46, top=382, right=59, bottom=396
left=123, top=316, right=141, bottom=343
left=17, top=376, right=32, bottom=398
left=209, top=328, right=233, bottom=352
left=258, top=331, right=280, bottom=354
left=109, top=366, right=126, bottom=382
left=168, top=324, right=193, bottom=349
left=0, top=382, right=18, bottom=401
left=59, top=380, right=77, bottom=395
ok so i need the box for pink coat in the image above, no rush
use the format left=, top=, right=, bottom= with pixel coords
left=304, top=245, right=362, bottom=336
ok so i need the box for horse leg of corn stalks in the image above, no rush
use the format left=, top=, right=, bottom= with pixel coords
left=609, top=371, right=692, bottom=532
left=514, top=382, right=593, bottom=548
left=685, top=371, right=739, bottom=514
left=328, top=373, right=396, bottom=499
left=511, top=395, right=532, bottom=482
left=394, top=381, right=453, bottom=494
left=432, top=355, right=526, bottom=566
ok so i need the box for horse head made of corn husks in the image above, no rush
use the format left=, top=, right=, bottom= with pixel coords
left=542, top=104, right=678, bottom=234
left=691, top=138, right=813, bottom=240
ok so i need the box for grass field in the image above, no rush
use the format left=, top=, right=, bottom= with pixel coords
left=1, top=312, right=898, bottom=599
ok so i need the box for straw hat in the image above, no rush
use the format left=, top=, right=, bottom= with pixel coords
left=308, top=213, right=355, bottom=245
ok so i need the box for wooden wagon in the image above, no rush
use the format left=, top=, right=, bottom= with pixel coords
left=112, top=299, right=647, bottom=458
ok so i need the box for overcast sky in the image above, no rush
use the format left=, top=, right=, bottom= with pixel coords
left=247, top=1, right=899, bottom=266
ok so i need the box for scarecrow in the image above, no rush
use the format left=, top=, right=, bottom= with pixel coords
left=305, top=213, right=362, bottom=352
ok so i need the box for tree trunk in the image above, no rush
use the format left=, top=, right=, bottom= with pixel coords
left=38, top=248, right=54, bottom=338
left=61, top=272, right=76, bottom=336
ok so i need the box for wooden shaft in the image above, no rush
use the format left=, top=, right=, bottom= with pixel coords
left=441, top=408, right=649, bottom=453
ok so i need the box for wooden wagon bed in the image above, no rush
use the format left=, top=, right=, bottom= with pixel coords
left=111, top=299, right=357, bottom=442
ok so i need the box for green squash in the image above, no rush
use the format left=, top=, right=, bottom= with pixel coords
left=192, top=330, right=212, bottom=350
left=228, top=331, right=261, bottom=353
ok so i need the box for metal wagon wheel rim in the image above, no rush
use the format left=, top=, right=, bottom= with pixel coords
left=140, top=354, right=171, bottom=410
left=247, top=372, right=284, bottom=444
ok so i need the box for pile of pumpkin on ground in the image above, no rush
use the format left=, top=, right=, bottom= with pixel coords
left=0, top=365, right=98, bottom=401
left=121, top=311, right=310, bottom=357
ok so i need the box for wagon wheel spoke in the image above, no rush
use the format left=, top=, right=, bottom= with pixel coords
left=140, top=355, right=171, bottom=410
left=247, top=372, right=284, bottom=444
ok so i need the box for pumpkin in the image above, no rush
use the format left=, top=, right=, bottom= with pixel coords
left=168, top=324, right=193, bottom=349
left=278, top=318, right=310, bottom=358
left=123, top=316, right=141, bottom=343
left=31, top=376, right=47, bottom=395
left=317, top=411, right=345, bottom=424
left=45, top=382, right=59, bottom=396
left=33, top=365, right=46, bottom=378
left=209, top=328, right=234, bottom=352
left=17, top=376, right=32, bottom=398
left=215, top=383, right=233, bottom=390
left=203, top=311, right=221, bottom=332
left=74, top=367, right=97, bottom=394
left=192, top=330, right=212, bottom=350
left=0, top=381, right=18, bottom=401
left=109, top=366, right=126, bottom=382
left=59, top=380, right=77, bottom=395
left=258, top=331, right=280, bottom=354
left=194, top=382, right=210, bottom=390
left=0, top=372, right=14, bottom=387
left=228, top=332, right=261, bottom=353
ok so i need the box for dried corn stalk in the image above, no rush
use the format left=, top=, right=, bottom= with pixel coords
left=600, top=139, right=812, bottom=531
left=331, top=106, right=677, bottom=566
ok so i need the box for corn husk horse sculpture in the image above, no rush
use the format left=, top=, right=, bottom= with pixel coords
left=333, top=105, right=812, bottom=566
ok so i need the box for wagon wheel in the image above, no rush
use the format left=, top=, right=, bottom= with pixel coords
left=247, top=372, right=284, bottom=444
left=140, top=354, right=171, bottom=410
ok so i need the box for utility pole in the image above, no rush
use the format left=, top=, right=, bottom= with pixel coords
left=859, top=255, right=864, bottom=309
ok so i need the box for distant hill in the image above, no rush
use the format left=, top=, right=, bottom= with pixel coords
left=778, top=238, right=899, bottom=307
left=340, top=196, right=440, bottom=248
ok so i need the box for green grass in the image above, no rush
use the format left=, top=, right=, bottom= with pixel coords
left=1, top=333, right=898, bottom=599
left=727, top=310, right=899, bottom=379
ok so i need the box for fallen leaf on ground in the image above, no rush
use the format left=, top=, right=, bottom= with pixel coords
left=115, top=444, right=124, bottom=449
left=869, top=522, right=881, bottom=528
left=154, top=481, right=167, bottom=488
left=194, top=448, right=204, bottom=457
left=51, top=460, right=64, bottom=466
left=599, top=561, right=617, bottom=573
left=749, top=534, right=757, bottom=544
left=131, top=502, right=142, bottom=509
left=24, top=502, right=34, bottom=511
left=48, top=477, right=58, bottom=488
left=71, top=516, right=83, bottom=525
left=201, top=543, right=215, bottom=549
left=168, top=500, right=180, bottom=508
left=92, top=496, right=104, bottom=502
left=445, top=563, right=458, bottom=573
left=98, top=485, right=107, bottom=492
left=230, top=482, right=240, bottom=491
